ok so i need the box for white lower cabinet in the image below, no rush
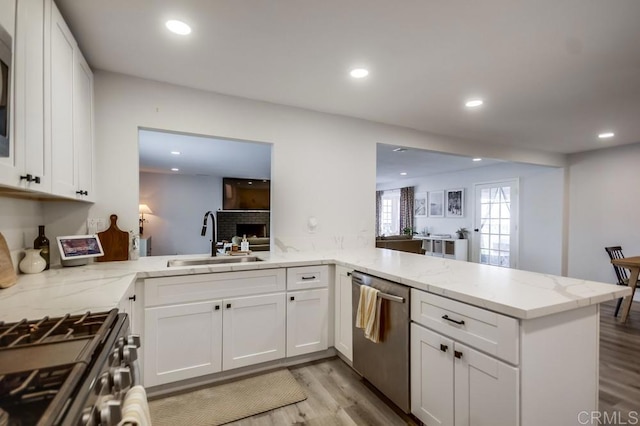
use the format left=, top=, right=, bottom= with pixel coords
left=144, top=301, right=223, bottom=387
left=222, top=292, right=286, bottom=370
left=286, top=288, right=328, bottom=357
left=144, top=293, right=288, bottom=386
left=334, top=265, right=353, bottom=361
left=411, top=324, right=518, bottom=426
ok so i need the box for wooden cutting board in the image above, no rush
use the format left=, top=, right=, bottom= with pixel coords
left=97, top=215, right=129, bottom=262
left=0, top=232, right=17, bottom=288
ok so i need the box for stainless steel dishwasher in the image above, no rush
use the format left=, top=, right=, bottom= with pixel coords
left=351, top=271, right=411, bottom=413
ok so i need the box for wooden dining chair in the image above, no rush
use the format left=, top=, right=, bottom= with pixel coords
left=604, top=246, right=635, bottom=317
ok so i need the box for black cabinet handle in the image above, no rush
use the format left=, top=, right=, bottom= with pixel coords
left=76, top=190, right=88, bottom=196
left=474, top=228, right=479, bottom=232
left=454, top=350, right=463, bottom=359
left=347, top=272, right=352, bottom=276
left=440, top=344, right=448, bottom=352
left=290, top=296, right=295, bottom=301
left=442, top=315, right=465, bottom=325
left=128, top=295, right=136, bottom=302
left=214, top=305, right=220, bottom=311
left=226, top=303, right=231, bottom=309
left=20, top=174, right=40, bottom=184
left=301, top=276, right=316, bottom=280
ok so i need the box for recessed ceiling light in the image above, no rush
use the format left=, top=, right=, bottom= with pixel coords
left=472, top=158, right=482, bottom=162
left=598, top=132, right=615, bottom=139
left=170, top=151, right=181, bottom=155
left=166, top=20, right=191, bottom=35
left=248, top=181, right=253, bottom=185
left=393, top=147, right=408, bottom=152
left=350, top=68, right=369, bottom=78
left=465, top=99, right=484, bottom=108
left=400, top=172, right=407, bottom=176
left=171, top=168, right=179, bottom=171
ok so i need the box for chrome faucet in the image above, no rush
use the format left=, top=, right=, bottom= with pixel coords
left=201, top=211, right=217, bottom=256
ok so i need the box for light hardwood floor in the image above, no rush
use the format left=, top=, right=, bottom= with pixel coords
left=598, top=299, right=640, bottom=423
left=155, top=299, right=639, bottom=425
left=226, top=357, right=416, bottom=426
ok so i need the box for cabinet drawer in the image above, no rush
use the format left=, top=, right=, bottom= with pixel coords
left=286, top=265, right=329, bottom=290
left=145, top=269, right=286, bottom=307
left=411, top=289, right=519, bottom=364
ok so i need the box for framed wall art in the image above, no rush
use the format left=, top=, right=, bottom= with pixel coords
left=414, top=192, right=427, bottom=217
left=446, top=188, right=464, bottom=217
left=428, top=190, right=444, bottom=217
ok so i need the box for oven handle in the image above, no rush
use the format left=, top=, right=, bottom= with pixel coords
left=130, top=358, right=141, bottom=387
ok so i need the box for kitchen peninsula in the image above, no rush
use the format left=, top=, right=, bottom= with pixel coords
left=0, top=248, right=630, bottom=425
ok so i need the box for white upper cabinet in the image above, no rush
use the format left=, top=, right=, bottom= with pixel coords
left=15, top=0, right=49, bottom=193
left=0, top=0, right=94, bottom=200
left=0, top=0, right=24, bottom=187
left=47, top=1, right=75, bottom=198
left=72, top=50, right=94, bottom=200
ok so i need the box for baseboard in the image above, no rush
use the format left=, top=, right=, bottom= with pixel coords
left=146, top=347, right=336, bottom=399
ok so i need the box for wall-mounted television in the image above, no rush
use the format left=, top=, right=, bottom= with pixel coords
left=223, top=178, right=270, bottom=210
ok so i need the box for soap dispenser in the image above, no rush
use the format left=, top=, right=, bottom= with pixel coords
left=240, top=234, right=250, bottom=252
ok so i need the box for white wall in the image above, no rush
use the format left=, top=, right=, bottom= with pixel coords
left=139, top=172, right=222, bottom=256
left=568, top=143, right=640, bottom=284
left=378, top=162, right=564, bottom=275
left=0, top=197, right=44, bottom=268
left=90, top=71, right=565, bottom=253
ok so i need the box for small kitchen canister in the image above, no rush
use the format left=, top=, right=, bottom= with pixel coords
left=19, top=248, right=47, bottom=274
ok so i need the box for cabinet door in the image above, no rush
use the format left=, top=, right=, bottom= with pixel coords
left=334, top=265, right=353, bottom=361
left=0, top=0, right=21, bottom=186
left=73, top=50, right=93, bottom=200
left=48, top=2, right=76, bottom=197
left=222, top=293, right=285, bottom=370
left=287, top=288, right=328, bottom=357
left=454, top=342, right=519, bottom=426
left=144, top=301, right=223, bottom=387
left=117, top=282, right=136, bottom=333
left=411, top=323, right=454, bottom=426
left=12, top=0, right=49, bottom=192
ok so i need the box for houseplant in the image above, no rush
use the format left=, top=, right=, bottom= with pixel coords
left=456, top=227, right=469, bottom=239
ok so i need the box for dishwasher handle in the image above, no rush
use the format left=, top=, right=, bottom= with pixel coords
left=351, top=271, right=406, bottom=303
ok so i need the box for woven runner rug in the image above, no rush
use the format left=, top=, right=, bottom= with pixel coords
left=149, top=369, right=307, bottom=425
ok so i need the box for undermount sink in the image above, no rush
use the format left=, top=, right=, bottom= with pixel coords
left=167, top=256, right=264, bottom=267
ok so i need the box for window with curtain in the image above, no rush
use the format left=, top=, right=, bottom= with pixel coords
left=399, top=186, right=414, bottom=233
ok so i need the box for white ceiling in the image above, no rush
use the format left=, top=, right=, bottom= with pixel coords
left=56, top=0, right=640, bottom=155
left=376, top=144, right=503, bottom=185
left=138, top=129, right=271, bottom=178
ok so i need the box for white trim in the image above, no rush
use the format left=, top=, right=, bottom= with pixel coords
left=472, top=179, right=520, bottom=269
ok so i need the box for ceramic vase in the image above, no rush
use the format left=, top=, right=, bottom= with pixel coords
left=19, top=248, right=47, bottom=274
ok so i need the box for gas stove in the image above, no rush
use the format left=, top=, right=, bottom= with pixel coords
left=0, top=310, right=140, bottom=425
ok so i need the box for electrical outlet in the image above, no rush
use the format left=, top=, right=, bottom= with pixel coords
left=87, top=218, right=98, bottom=234
left=87, top=218, right=106, bottom=234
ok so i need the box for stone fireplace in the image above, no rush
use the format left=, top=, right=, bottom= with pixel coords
left=216, top=211, right=270, bottom=241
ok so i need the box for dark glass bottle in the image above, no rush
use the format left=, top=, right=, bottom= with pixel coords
left=34, top=225, right=50, bottom=270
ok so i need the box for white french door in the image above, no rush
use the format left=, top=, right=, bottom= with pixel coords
left=473, top=180, right=519, bottom=268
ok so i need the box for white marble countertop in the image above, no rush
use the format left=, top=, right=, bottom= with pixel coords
left=0, top=248, right=630, bottom=322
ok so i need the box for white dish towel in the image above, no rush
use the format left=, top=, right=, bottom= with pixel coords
left=355, top=285, right=382, bottom=343
left=118, top=385, right=152, bottom=426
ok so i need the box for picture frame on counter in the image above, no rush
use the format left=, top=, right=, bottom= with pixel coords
left=428, top=190, right=444, bottom=217
left=446, top=188, right=464, bottom=217
left=414, top=192, right=427, bottom=217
